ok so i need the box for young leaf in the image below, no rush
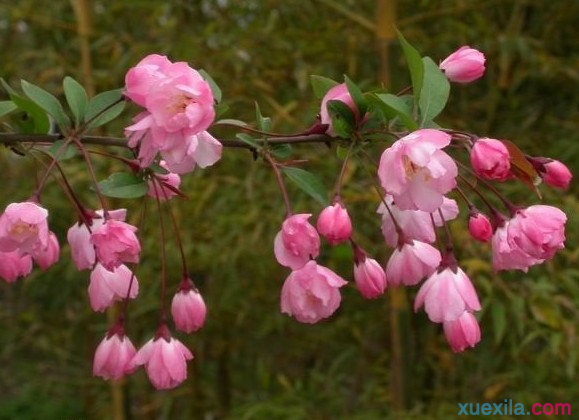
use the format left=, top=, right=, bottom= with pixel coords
left=98, top=172, right=148, bottom=199
left=418, top=57, right=450, bottom=126
left=255, top=102, right=272, bottom=132
left=396, top=29, right=424, bottom=99
left=199, top=69, right=222, bottom=103
left=47, top=140, right=78, bottom=161
left=21, top=79, right=71, bottom=130
left=0, top=100, right=17, bottom=118
left=63, top=76, right=89, bottom=125
left=10, top=94, right=51, bottom=134
left=85, top=89, right=125, bottom=129
left=310, top=75, right=339, bottom=99
left=327, top=99, right=355, bottom=138
left=271, top=144, right=292, bottom=159
left=369, top=93, right=418, bottom=130
left=344, top=75, right=367, bottom=117
left=282, top=166, right=328, bottom=206
left=236, top=133, right=260, bottom=149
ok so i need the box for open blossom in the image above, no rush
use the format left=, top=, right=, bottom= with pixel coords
left=147, top=161, right=181, bottom=201
left=0, top=202, right=49, bottom=254
left=492, top=222, right=541, bottom=272
left=171, top=280, right=207, bottom=333
left=439, top=46, right=486, bottom=84
left=320, top=83, right=356, bottom=137
left=386, top=240, right=441, bottom=287
left=88, top=263, right=139, bottom=312
left=31, top=231, right=60, bottom=271
left=0, top=250, right=32, bottom=283
left=468, top=211, right=493, bottom=242
left=378, top=195, right=458, bottom=247
left=130, top=328, right=193, bottom=390
left=470, top=138, right=511, bottom=181
left=316, top=202, right=352, bottom=245
left=280, top=260, right=347, bottom=324
left=443, top=311, right=481, bottom=353
left=274, top=214, right=320, bottom=270
left=354, top=255, right=387, bottom=299
left=91, top=220, right=141, bottom=271
left=414, top=261, right=481, bottom=323
left=67, top=209, right=127, bottom=271
left=378, top=129, right=458, bottom=212
left=93, top=330, right=136, bottom=380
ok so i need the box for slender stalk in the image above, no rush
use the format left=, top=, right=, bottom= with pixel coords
left=333, top=140, right=356, bottom=199
left=31, top=138, right=74, bottom=200
left=152, top=182, right=168, bottom=319
left=74, top=138, right=109, bottom=217
left=263, top=152, right=292, bottom=217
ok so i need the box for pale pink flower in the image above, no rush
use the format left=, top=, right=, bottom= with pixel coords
left=468, top=211, right=492, bottom=242
left=274, top=214, right=320, bottom=270
left=171, top=280, right=207, bottom=333
left=91, top=220, right=141, bottom=271
left=67, top=209, right=127, bottom=271
left=130, top=328, right=193, bottom=390
left=529, top=157, right=573, bottom=190
left=385, top=240, right=441, bottom=287
left=0, top=250, right=32, bottom=283
left=443, top=311, right=481, bottom=353
left=320, top=83, right=356, bottom=137
left=125, top=54, right=173, bottom=107
left=31, top=231, right=60, bottom=270
left=378, top=129, right=458, bottom=212
left=439, top=46, right=486, bottom=84
left=0, top=202, right=49, bottom=254
left=470, top=138, right=511, bottom=181
left=353, top=254, right=387, bottom=299
left=88, top=263, right=139, bottom=312
left=316, top=203, right=352, bottom=245
left=161, top=130, right=223, bottom=174
left=93, top=330, right=137, bottom=380
left=414, top=262, right=481, bottom=323
left=280, top=260, right=347, bottom=324
left=147, top=161, right=182, bottom=201
left=491, top=222, right=542, bottom=272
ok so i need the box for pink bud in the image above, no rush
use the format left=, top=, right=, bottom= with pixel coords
left=320, top=83, right=356, bottom=137
left=88, top=263, right=139, bottom=312
left=316, top=203, right=352, bottom=245
left=31, top=231, right=60, bottom=270
left=443, top=311, right=481, bottom=353
left=468, top=212, right=492, bottom=242
left=93, top=330, right=137, bottom=380
left=147, top=161, right=182, bottom=200
left=273, top=214, right=320, bottom=270
left=171, top=281, right=207, bottom=333
left=91, top=219, right=141, bottom=271
left=542, top=160, right=572, bottom=190
left=354, top=256, right=387, bottom=299
left=439, top=46, right=486, bottom=84
left=386, top=241, right=441, bottom=287
left=0, top=250, right=32, bottom=283
left=470, top=138, right=511, bottom=181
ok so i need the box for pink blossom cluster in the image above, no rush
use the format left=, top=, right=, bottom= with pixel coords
left=124, top=54, right=222, bottom=174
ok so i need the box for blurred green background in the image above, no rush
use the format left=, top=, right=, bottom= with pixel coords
left=1, top=1, right=578, bottom=419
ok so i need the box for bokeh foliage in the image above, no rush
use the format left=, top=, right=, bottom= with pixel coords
left=0, top=1, right=578, bottom=419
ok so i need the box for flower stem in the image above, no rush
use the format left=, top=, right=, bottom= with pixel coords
left=263, top=152, right=292, bottom=217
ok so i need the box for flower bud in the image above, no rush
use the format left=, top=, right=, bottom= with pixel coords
left=468, top=211, right=492, bottom=242
left=316, top=203, right=352, bottom=245
left=319, top=83, right=356, bottom=137
left=274, top=214, right=320, bottom=270
left=439, top=46, right=486, bottom=84
left=0, top=250, right=32, bottom=283
left=171, top=279, right=207, bottom=333
left=354, top=255, right=387, bottom=299
left=31, top=231, right=60, bottom=270
left=541, top=160, right=572, bottom=190
left=443, top=311, right=481, bottom=353
left=93, top=330, right=136, bottom=380
left=470, top=138, right=511, bottom=181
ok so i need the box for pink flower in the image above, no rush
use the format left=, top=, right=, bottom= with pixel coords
left=171, top=279, right=207, bottom=333
left=320, top=83, right=356, bottom=137
left=378, top=129, right=458, bottom=212
left=67, top=209, right=127, bottom=271
left=377, top=195, right=458, bottom=247
left=316, top=202, right=352, bottom=245
left=468, top=211, right=492, bottom=242
left=385, top=240, right=441, bottom=287
left=529, top=157, right=573, bottom=190
left=91, top=220, right=141, bottom=271
left=439, top=46, right=486, bottom=84
left=274, top=214, right=320, bottom=270
left=31, top=231, right=60, bottom=270
left=280, top=260, right=347, bottom=324
left=125, top=54, right=173, bottom=107
left=130, top=328, right=193, bottom=390
left=470, top=138, right=511, bottom=181
left=147, top=161, right=181, bottom=201
left=93, top=329, right=137, bottom=380
left=161, top=130, right=223, bottom=174
left=414, top=262, right=481, bottom=323
left=0, top=202, right=49, bottom=254
left=507, top=205, right=566, bottom=261
left=88, top=263, right=139, bottom=312
left=443, top=311, right=481, bottom=353
left=0, top=250, right=32, bottom=283
left=491, top=222, right=542, bottom=272
left=353, top=254, right=387, bottom=299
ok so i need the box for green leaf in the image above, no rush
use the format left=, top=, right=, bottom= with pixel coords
left=370, top=93, right=418, bottom=130
left=396, top=29, right=424, bottom=99
left=310, top=75, right=339, bottom=99
left=418, top=57, right=450, bottom=126
left=63, top=76, right=88, bottom=125
left=199, top=69, right=222, bottom=103
left=0, top=100, right=17, bottom=118
left=236, top=133, right=260, bottom=149
left=0, top=78, right=17, bottom=96
left=10, top=94, right=51, bottom=134
left=47, top=140, right=78, bottom=161
left=98, top=172, right=148, bottom=199
left=85, top=89, right=125, bottom=129
left=21, top=79, right=71, bottom=130
left=271, top=144, right=292, bottom=159
left=336, top=145, right=349, bottom=160
left=344, top=75, right=367, bottom=117
left=255, top=102, right=272, bottom=132
left=327, top=99, right=355, bottom=138
left=282, top=167, right=328, bottom=206
left=214, top=118, right=248, bottom=128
